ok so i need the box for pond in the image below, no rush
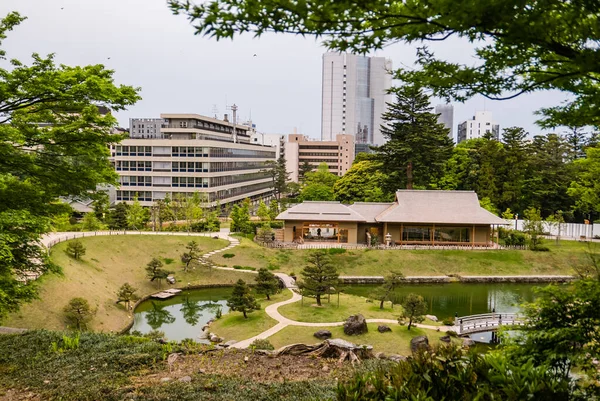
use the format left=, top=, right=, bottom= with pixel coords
left=130, top=287, right=231, bottom=342
left=343, top=283, right=539, bottom=320
left=131, top=283, right=543, bottom=343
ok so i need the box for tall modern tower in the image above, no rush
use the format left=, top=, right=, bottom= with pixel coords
left=435, top=104, right=454, bottom=142
left=321, top=52, right=393, bottom=146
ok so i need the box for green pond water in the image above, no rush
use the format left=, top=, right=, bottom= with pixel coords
left=131, top=283, right=541, bottom=342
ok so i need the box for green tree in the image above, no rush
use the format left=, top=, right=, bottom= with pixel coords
left=81, top=213, right=105, bottom=231
left=303, top=162, right=338, bottom=188
left=256, top=222, right=274, bottom=243
left=109, top=202, right=129, bottom=230
left=126, top=197, right=149, bottom=230
left=264, top=155, right=289, bottom=200
left=547, top=211, right=565, bottom=244
left=65, top=240, right=86, bottom=260
left=298, top=183, right=335, bottom=202
left=268, top=199, right=279, bottom=221
left=333, top=159, right=392, bottom=203
left=375, top=85, right=453, bottom=190
left=116, top=283, right=138, bottom=310
left=568, top=147, right=600, bottom=217
left=227, top=279, right=260, bottom=318
left=51, top=213, right=73, bottom=232
left=370, top=271, right=404, bottom=310
left=499, top=127, right=529, bottom=214
left=523, top=207, right=545, bottom=250
left=298, top=160, right=313, bottom=182
left=299, top=250, right=339, bottom=306
left=479, top=197, right=498, bottom=216
left=400, top=293, right=427, bottom=330
left=0, top=12, right=139, bottom=320
left=230, top=198, right=252, bottom=234
left=91, top=190, right=110, bottom=222
left=255, top=267, right=279, bottom=300
left=63, top=297, right=96, bottom=331
left=180, top=241, right=201, bottom=272
left=256, top=200, right=270, bottom=221
left=169, top=0, right=600, bottom=128
left=145, top=258, right=171, bottom=287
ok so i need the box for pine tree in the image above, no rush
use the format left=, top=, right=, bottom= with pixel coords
left=370, top=271, right=404, bottom=309
left=66, top=240, right=86, bottom=260
left=500, top=127, right=529, bottom=214
left=400, top=293, right=427, bottom=330
left=227, top=279, right=260, bottom=318
left=375, top=84, right=453, bottom=190
left=64, top=297, right=96, bottom=331
left=116, top=283, right=138, bottom=310
left=255, top=268, right=279, bottom=300
left=299, top=160, right=313, bottom=182
left=299, top=250, right=339, bottom=306
left=145, top=258, right=171, bottom=287
left=180, top=241, right=201, bottom=272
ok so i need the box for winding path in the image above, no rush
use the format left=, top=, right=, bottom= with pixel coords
left=38, top=231, right=454, bottom=348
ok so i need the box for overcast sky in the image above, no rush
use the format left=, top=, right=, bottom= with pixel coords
left=3, top=0, right=569, bottom=140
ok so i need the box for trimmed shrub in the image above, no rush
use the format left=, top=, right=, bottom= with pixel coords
left=222, top=253, right=235, bottom=258
left=531, top=245, right=550, bottom=252
left=250, top=338, right=275, bottom=350
left=442, top=317, right=455, bottom=326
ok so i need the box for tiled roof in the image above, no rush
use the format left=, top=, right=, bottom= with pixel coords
left=276, top=201, right=367, bottom=222
left=347, top=202, right=394, bottom=223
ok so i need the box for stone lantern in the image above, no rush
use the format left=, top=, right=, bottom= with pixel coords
left=385, top=232, right=392, bottom=247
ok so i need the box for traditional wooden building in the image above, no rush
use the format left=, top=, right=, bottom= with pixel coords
left=276, top=190, right=506, bottom=246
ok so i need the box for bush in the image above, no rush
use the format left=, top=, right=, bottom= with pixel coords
left=531, top=245, right=550, bottom=252
left=442, top=317, right=455, bottom=326
left=250, top=338, right=275, bottom=350
left=504, top=231, right=527, bottom=246
left=223, top=253, right=235, bottom=258
left=190, top=220, right=221, bottom=232
left=248, top=220, right=283, bottom=233
left=328, top=248, right=347, bottom=255
left=446, top=330, right=458, bottom=337
left=233, top=265, right=256, bottom=271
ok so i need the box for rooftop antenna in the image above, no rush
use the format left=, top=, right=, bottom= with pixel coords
left=211, top=104, right=219, bottom=119
left=226, top=103, right=238, bottom=143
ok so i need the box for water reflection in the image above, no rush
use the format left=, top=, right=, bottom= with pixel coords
left=146, top=302, right=175, bottom=329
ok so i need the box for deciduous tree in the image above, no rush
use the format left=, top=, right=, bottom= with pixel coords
left=333, top=159, right=392, bottom=203
left=126, top=197, right=149, bottom=230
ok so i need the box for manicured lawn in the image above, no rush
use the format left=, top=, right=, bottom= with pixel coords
left=5, top=235, right=252, bottom=332
left=209, top=290, right=293, bottom=342
left=279, top=293, right=399, bottom=323
left=210, top=238, right=587, bottom=276
left=268, top=323, right=449, bottom=355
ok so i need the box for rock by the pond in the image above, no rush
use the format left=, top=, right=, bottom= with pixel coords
left=377, top=325, right=392, bottom=333
left=179, top=376, right=192, bottom=383
left=314, top=330, right=332, bottom=340
left=425, top=314, right=438, bottom=322
left=209, top=333, right=223, bottom=343
left=388, top=354, right=408, bottom=362
left=198, top=331, right=210, bottom=340
left=223, top=340, right=238, bottom=348
left=439, top=335, right=451, bottom=343
left=374, top=351, right=386, bottom=359
left=343, top=314, right=368, bottom=335
left=462, top=337, right=475, bottom=347
left=410, top=336, right=430, bottom=353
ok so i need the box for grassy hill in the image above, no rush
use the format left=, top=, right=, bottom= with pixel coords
left=4, top=235, right=251, bottom=332
left=211, top=238, right=591, bottom=276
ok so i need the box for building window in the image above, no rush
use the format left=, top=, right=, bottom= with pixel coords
left=180, top=121, right=188, bottom=128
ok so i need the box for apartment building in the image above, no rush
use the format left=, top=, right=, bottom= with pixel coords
left=435, top=104, right=454, bottom=142
left=457, top=111, right=500, bottom=143
left=250, top=132, right=285, bottom=159
left=285, top=133, right=355, bottom=182
left=110, top=113, right=276, bottom=207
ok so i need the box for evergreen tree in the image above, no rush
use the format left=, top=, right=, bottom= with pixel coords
left=499, top=127, right=529, bottom=214
left=299, top=250, right=339, bottom=306
left=255, top=268, right=279, bottom=300
left=227, top=279, right=260, bottom=318
left=523, top=207, right=545, bottom=250
left=568, top=147, right=600, bottom=219
left=400, top=293, right=427, bottom=330
left=66, top=240, right=86, bottom=260
left=375, top=85, right=453, bottom=190
left=109, top=202, right=129, bottom=230
left=145, top=258, right=171, bottom=287
left=264, top=155, right=290, bottom=200
left=370, top=271, right=404, bottom=309
left=299, top=160, right=313, bottom=182
left=180, top=241, right=201, bottom=272
left=116, top=283, right=138, bottom=310
left=256, top=223, right=274, bottom=243
left=565, top=127, right=588, bottom=161
left=64, top=297, right=96, bottom=331
left=268, top=199, right=279, bottom=221
left=82, top=213, right=105, bottom=231
left=230, top=199, right=252, bottom=233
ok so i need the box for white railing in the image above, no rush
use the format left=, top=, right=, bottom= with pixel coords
left=455, top=312, right=526, bottom=335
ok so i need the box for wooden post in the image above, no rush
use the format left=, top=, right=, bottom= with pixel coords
left=432, top=224, right=435, bottom=245
left=472, top=225, right=475, bottom=248
left=400, top=223, right=403, bottom=245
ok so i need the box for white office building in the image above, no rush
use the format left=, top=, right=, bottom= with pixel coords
left=435, top=104, right=454, bottom=141
left=457, top=111, right=500, bottom=143
left=321, top=52, right=393, bottom=146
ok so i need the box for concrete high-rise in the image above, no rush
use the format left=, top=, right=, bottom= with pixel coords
left=435, top=104, right=454, bottom=142
left=457, top=111, right=500, bottom=143
left=321, top=52, right=393, bottom=146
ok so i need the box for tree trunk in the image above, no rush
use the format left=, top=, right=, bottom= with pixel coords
left=406, top=161, right=413, bottom=189
left=379, top=299, right=384, bottom=309
left=407, top=317, right=412, bottom=330
left=243, top=310, right=247, bottom=318
left=316, top=294, right=321, bottom=306
left=266, top=293, right=270, bottom=300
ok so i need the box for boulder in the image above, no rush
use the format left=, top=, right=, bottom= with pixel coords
left=178, top=376, right=192, bottom=383
left=462, top=337, right=475, bottom=347
left=439, top=335, right=451, bottom=343
left=198, top=331, right=210, bottom=340
left=410, top=335, right=430, bottom=354
left=425, top=314, right=438, bottom=322
left=343, top=314, right=368, bottom=335
left=313, top=330, right=332, bottom=340
left=377, top=325, right=392, bottom=333
left=209, top=333, right=223, bottom=343
left=388, top=354, right=408, bottom=362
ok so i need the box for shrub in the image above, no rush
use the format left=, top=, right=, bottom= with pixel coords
left=328, top=248, right=347, bottom=255
left=162, top=258, right=174, bottom=264
left=531, top=245, right=550, bottom=252
left=250, top=338, right=274, bottom=350
left=504, top=231, right=527, bottom=246
left=223, top=253, right=235, bottom=258
left=446, top=330, right=458, bottom=337
left=442, top=317, right=455, bottom=326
